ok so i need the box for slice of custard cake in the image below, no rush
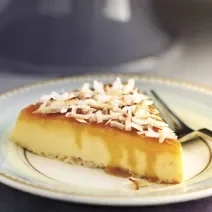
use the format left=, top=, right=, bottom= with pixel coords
left=11, top=78, right=183, bottom=183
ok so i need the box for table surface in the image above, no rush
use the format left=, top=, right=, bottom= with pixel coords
left=1, top=24, right=212, bottom=211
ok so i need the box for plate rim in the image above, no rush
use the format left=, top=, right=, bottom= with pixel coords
left=1, top=73, right=212, bottom=206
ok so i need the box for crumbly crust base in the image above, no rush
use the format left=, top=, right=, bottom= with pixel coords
left=21, top=144, right=179, bottom=184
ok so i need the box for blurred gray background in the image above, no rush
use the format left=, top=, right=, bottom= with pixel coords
left=0, top=0, right=211, bottom=89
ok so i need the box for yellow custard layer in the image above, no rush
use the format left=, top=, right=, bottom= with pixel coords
left=11, top=105, right=184, bottom=183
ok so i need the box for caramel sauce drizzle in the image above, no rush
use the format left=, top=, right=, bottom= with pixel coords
left=105, top=167, right=131, bottom=178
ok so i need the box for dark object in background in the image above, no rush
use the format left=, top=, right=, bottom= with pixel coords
left=0, top=0, right=172, bottom=75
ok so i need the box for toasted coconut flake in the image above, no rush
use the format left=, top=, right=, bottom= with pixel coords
left=67, top=93, right=76, bottom=100
left=151, top=114, right=163, bottom=121
left=34, top=107, right=59, bottom=114
left=123, top=78, right=135, bottom=94
left=159, top=128, right=177, bottom=143
left=122, top=106, right=129, bottom=115
left=88, top=113, right=96, bottom=122
left=72, top=114, right=90, bottom=120
left=75, top=118, right=87, bottom=123
left=93, top=80, right=105, bottom=94
left=145, top=130, right=160, bottom=139
left=111, top=99, right=122, bottom=106
left=105, top=119, right=112, bottom=125
left=132, top=117, right=148, bottom=125
left=65, top=112, right=71, bottom=118
left=110, top=121, right=125, bottom=130
left=40, top=91, right=69, bottom=102
left=94, top=94, right=110, bottom=103
left=142, top=100, right=159, bottom=115
left=79, top=92, right=93, bottom=99
left=112, top=77, right=123, bottom=90
left=90, top=108, right=97, bottom=113
left=133, top=93, right=148, bottom=104
left=36, top=78, right=178, bottom=143
left=65, top=112, right=90, bottom=120
left=134, top=110, right=150, bottom=119
left=84, top=99, right=97, bottom=105
left=131, top=122, right=143, bottom=132
left=102, top=113, right=120, bottom=120
left=130, top=105, right=137, bottom=114
left=88, top=103, right=104, bottom=110
left=147, top=118, right=168, bottom=129
left=110, top=110, right=122, bottom=116
left=96, top=110, right=103, bottom=123
left=123, top=95, right=134, bottom=105
left=40, top=94, right=51, bottom=102
left=81, top=83, right=90, bottom=92
left=128, top=178, right=150, bottom=190
left=70, top=106, right=77, bottom=115
left=122, top=177, right=149, bottom=191
left=113, top=106, right=122, bottom=113
left=125, top=107, right=132, bottom=131
left=60, top=108, right=68, bottom=113
left=102, top=107, right=109, bottom=114
left=137, top=131, right=145, bottom=135
left=55, top=92, right=69, bottom=101
left=119, top=116, right=126, bottom=122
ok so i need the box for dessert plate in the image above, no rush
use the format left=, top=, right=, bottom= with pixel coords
left=0, top=74, right=212, bottom=206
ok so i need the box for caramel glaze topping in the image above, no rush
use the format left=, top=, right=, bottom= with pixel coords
left=105, top=167, right=131, bottom=178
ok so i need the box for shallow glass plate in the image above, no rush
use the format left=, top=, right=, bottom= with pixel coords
left=0, top=74, right=212, bottom=206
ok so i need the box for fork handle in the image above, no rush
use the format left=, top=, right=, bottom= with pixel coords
left=197, top=128, right=212, bottom=141
left=179, top=128, right=212, bottom=143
